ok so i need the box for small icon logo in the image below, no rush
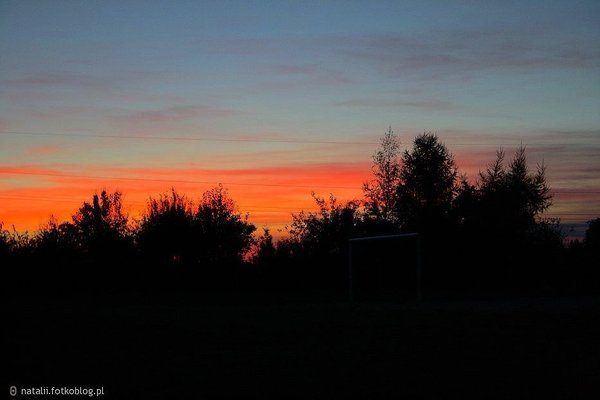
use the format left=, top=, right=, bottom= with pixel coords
left=10, top=386, right=17, bottom=396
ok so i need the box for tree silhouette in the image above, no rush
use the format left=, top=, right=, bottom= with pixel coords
left=270, top=193, right=365, bottom=295
left=475, top=147, right=552, bottom=245
left=35, top=216, right=81, bottom=258
left=137, top=189, right=196, bottom=266
left=25, top=191, right=135, bottom=293
left=581, top=218, right=600, bottom=293
left=67, top=190, right=132, bottom=258
left=396, top=132, right=458, bottom=234
left=2, top=222, right=33, bottom=295
left=585, top=218, right=600, bottom=251
left=459, top=147, right=558, bottom=292
left=138, top=185, right=255, bottom=270
left=363, top=127, right=402, bottom=223
left=0, top=222, right=11, bottom=258
left=3, top=131, right=593, bottom=299
left=286, top=193, right=361, bottom=257
left=252, top=228, right=276, bottom=269
left=195, top=184, right=256, bottom=267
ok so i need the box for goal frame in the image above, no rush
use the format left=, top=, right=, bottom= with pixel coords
left=348, top=233, right=422, bottom=303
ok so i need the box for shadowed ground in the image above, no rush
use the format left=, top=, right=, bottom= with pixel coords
left=6, top=295, right=600, bottom=399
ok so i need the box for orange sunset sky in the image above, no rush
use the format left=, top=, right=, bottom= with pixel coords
left=1, top=1, right=599, bottom=239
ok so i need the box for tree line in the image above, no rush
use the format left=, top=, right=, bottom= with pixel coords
left=2, top=130, right=599, bottom=300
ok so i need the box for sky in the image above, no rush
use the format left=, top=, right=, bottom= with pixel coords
left=1, top=0, right=599, bottom=239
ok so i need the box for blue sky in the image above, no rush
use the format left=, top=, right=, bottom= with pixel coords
left=0, top=0, right=599, bottom=236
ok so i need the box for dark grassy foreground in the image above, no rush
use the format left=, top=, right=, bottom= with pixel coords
left=6, top=294, right=600, bottom=399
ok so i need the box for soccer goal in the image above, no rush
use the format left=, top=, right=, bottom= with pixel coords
left=348, top=233, right=422, bottom=303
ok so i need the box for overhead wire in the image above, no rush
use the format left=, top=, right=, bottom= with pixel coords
left=1, top=130, right=599, bottom=147
left=0, top=169, right=599, bottom=193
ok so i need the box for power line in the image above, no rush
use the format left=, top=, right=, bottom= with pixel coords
left=1, top=170, right=599, bottom=193
left=0, top=131, right=376, bottom=146
left=2, top=130, right=599, bottom=147
left=0, top=194, right=312, bottom=211
left=0, top=195, right=596, bottom=220
left=0, top=170, right=359, bottom=190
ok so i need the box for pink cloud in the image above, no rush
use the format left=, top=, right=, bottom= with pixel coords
left=6, top=73, right=102, bottom=87
left=107, top=104, right=241, bottom=135
left=25, top=145, right=62, bottom=156
left=0, top=165, right=64, bottom=176
left=268, top=64, right=318, bottom=75
left=254, top=71, right=354, bottom=92
left=0, top=118, right=11, bottom=131
left=112, top=105, right=237, bottom=124
left=336, top=98, right=454, bottom=110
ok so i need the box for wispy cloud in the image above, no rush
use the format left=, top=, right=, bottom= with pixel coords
left=198, top=38, right=272, bottom=55
left=112, top=105, right=236, bottom=124
left=4, top=72, right=109, bottom=90
left=254, top=71, right=354, bottom=92
left=108, top=104, right=240, bottom=134
left=108, top=93, right=187, bottom=103
left=25, top=145, right=62, bottom=156
left=3, top=70, right=178, bottom=96
left=324, top=28, right=600, bottom=81
left=265, top=64, right=318, bottom=75
left=335, top=98, right=454, bottom=110
left=246, top=60, right=356, bottom=91
left=0, top=118, right=10, bottom=131
left=0, top=165, right=64, bottom=176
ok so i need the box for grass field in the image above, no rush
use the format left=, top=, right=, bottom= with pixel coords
left=7, top=295, right=600, bottom=399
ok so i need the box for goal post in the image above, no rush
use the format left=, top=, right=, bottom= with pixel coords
left=348, top=233, right=422, bottom=303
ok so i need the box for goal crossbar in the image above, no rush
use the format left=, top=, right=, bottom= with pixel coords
left=348, top=233, right=422, bottom=303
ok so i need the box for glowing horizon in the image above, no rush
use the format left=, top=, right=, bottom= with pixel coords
left=1, top=137, right=597, bottom=239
